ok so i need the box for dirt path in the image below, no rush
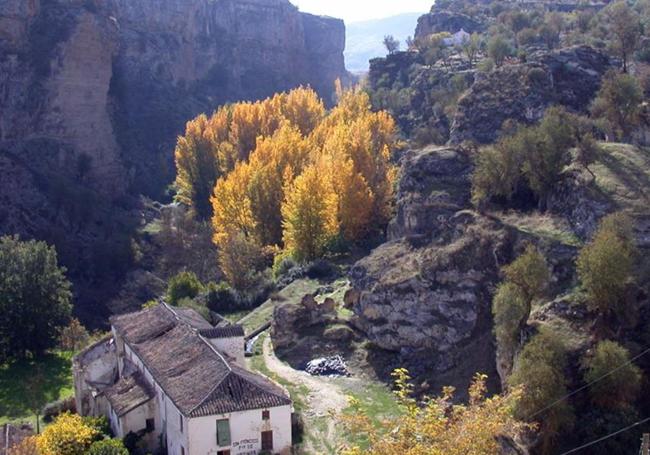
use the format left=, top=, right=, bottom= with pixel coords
left=261, top=337, right=349, bottom=454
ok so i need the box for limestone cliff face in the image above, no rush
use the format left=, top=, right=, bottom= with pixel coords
left=347, top=146, right=510, bottom=391
left=0, top=0, right=348, bottom=321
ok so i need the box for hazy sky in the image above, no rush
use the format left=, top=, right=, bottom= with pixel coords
left=290, top=0, right=432, bottom=23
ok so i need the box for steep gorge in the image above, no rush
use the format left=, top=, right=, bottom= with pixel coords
left=0, top=0, right=349, bottom=321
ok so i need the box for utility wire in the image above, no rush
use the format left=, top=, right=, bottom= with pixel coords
left=527, top=346, right=650, bottom=420
left=558, top=416, right=650, bottom=455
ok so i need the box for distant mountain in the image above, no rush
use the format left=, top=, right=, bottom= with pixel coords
left=345, top=13, right=423, bottom=73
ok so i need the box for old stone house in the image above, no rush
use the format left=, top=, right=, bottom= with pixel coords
left=73, top=303, right=292, bottom=455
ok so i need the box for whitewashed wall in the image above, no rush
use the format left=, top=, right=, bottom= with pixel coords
left=208, top=336, right=245, bottom=364
left=187, top=405, right=292, bottom=455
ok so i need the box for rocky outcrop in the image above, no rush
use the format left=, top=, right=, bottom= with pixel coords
left=0, top=0, right=349, bottom=323
left=347, top=146, right=511, bottom=388
left=450, top=46, right=614, bottom=144
left=415, top=10, right=484, bottom=38
left=368, top=52, right=475, bottom=141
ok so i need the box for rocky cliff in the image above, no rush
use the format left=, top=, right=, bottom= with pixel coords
left=0, top=0, right=349, bottom=322
left=347, top=146, right=510, bottom=392
left=450, top=46, right=615, bottom=144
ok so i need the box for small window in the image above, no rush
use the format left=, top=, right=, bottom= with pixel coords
left=261, top=430, right=273, bottom=451
left=145, top=418, right=155, bottom=432
left=217, top=419, right=231, bottom=447
left=179, top=414, right=183, bottom=433
left=181, top=447, right=185, bottom=455
left=262, top=410, right=270, bottom=420
left=217, top=451, right=231, bottom=455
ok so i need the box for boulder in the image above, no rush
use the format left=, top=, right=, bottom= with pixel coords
left=305, top=355, right=349, bottom=377
left=272, top=293, right=338, bottom=352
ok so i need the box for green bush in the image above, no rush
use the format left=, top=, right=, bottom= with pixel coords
left=577, top=213, right=635, bottom=321
left=83, top=415, right=111, bottom=439
left=509, top=329, right=574, bottom=454
left=166, top=271, right=203, bottom=306
left=206, top=282, right=239, bottom=313
left=87, top=439, right=128, bottom=455
left=583, top=340, right=642, bottom=410
left=492, top=283, right=527, bottom=354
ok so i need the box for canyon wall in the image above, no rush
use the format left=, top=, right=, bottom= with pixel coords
left=0, top=0, right=349, bottom=321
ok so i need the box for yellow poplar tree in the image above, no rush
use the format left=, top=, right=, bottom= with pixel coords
left=174, top=114, right=221, bottom=219
left=281, top=162, right=338, bottom=262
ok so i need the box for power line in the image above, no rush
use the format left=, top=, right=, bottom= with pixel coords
left=527, top=346, right=650, bottom=420
left=558, top=416, right=650, bottom=455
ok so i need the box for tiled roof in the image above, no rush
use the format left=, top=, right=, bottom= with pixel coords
left=110, top=305, right=290, bottom=417
left=103, top=372, right=154, bottom=417
left=199, top=325, right=245, bottom=339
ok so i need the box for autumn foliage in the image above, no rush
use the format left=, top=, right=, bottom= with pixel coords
left=342, top=369, right=526, bottom=455
left=175, top=85, right=397, bottom=284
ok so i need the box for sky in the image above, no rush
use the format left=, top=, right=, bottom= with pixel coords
left=290, top=0, right=432, bottom=23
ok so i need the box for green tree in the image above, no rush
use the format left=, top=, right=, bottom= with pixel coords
left=383, top=35, right=400, bottom=54
left=492, top=282, right=528, bottom=372
left=606, top=1, right=642, bottom=72
left=591, top=71, right=642, bottom=140
left=0, top=236, right=72, bottom=361
left=577, top=212, right=635, bottom=322
left=502, top=244, right=550, bottom=307
left=583, top=340, right=642, bottom=411
left=509, top=330, right=574, bottom=455
left=522, top=106, right=574, bottom=207
left=487, top=35, right=512, bottom=67
left=166, top=271, right=203, bottom=306
left=460, top=33, right=482, bottom=67
left=493, top=245, right=550, bottom=376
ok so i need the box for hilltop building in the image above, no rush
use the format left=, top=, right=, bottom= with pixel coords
left=73, top=303, right=292, bottom=455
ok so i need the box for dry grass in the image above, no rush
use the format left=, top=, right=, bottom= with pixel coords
left=498, top=211, right=582, bottom=247
left=592, top=143, right=650, bottom=213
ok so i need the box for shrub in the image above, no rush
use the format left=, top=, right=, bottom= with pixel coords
left=583, top=340, right=642, bottom=410
left=577, top=212, right=635, bottom=322
left=527, top=67, right=548, bottom=86
left=492, top=283, right=528, bottom=355
left=272, top=253, right=298, bottom=279
left=166, top=271, right=203, bottom=306
left=42, top=397, right=77, bottom=423
left=37, top=412, right=99, bottom=455
left=58, top=319, right=90, bottom=352
left=502, top=244, right=550, bottom=304
left=87, top=439, right=129, bottom=455
left=509, top=330, right=574, bottom=455
left=206, top=282, right=239, bottom=313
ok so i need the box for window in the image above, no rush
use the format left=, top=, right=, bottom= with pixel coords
left=216, top=419, right=231, bottom=447
left=181, top=447, right=185, bottom=455
left=145, top=418, right=155, bottom=432
left=179, top=414, right=183, bottom=433
left=217, top=451, right=231, bottom=455
left=261, top=430, right=273, bottom=451
left=262, top=410, right=270, bottom=420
